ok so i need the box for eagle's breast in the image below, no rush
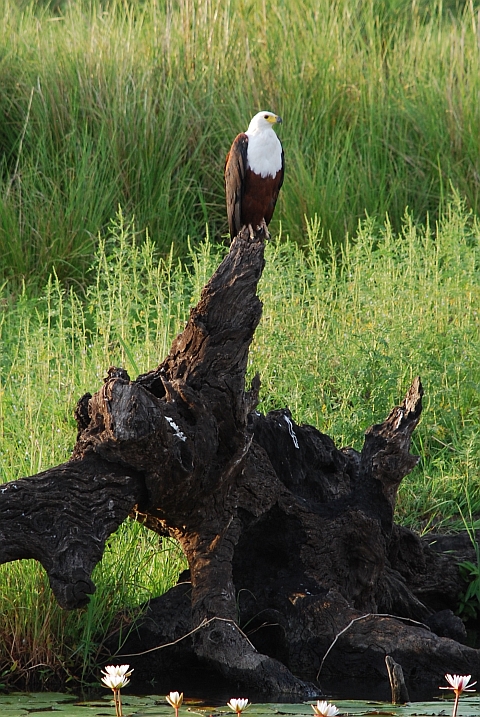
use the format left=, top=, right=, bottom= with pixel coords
left=245, top=131, right=283, bottom=178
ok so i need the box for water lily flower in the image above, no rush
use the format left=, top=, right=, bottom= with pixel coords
left=166, top=691, right=184, bottom=717
left=227, top=698, right=250, bottom=714
left=100, top=664, right=133, bottom=717
left=101, top=664, right=133, bottom=690
left=440, top=674, right=477, bottom=695
left=440, top=674, right=476, bottom=717
left=312, top=701, right=340, bottom=717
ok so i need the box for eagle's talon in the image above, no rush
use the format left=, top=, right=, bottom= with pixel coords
left=258, top=220, right=270, bottom=239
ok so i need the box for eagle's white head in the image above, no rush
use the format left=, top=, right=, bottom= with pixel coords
left=247, top=111, right=283, bottom=135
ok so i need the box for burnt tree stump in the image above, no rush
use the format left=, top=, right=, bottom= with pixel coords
left=0, top=229, right=478, bottom=699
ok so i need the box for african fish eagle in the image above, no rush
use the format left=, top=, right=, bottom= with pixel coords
left=224, top=111, right=284, bottom=239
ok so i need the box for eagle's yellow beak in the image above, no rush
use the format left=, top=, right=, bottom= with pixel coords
left=267, top=115, right=282, bottom=124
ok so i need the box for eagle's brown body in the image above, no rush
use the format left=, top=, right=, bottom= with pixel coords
left=224, top=112, right=284, bottom=239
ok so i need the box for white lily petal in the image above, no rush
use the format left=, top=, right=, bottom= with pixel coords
left=441, top=674, right=477, bottom=694
left=100, top=664, right=133, bottom=690
left=312, top=701, right=340, bottom=717
left=227, top=698, right=250, bottom=713
left=166, top=692, right=184, bottom=708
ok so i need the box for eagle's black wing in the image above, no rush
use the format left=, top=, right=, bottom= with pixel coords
left=224, top=133, right=248, bottom=239
left=278, top=143, right=285, bottom=193
left=269, top=142, right=285, bottom=218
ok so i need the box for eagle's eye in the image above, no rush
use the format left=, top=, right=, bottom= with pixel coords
left=264, top=114, right=269, bottom=119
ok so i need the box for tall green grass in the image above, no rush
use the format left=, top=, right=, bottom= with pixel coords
left=0, top=202, right=479, bottom=687
left=2, top=0, right=480, bottom=285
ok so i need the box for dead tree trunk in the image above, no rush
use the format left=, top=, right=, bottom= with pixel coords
left=0, top=229, right=478, bottom=699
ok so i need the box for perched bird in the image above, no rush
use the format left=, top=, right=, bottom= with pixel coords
left=224, top=111, right=284, bottom=239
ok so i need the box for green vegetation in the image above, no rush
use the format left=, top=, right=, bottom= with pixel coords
left=2, top=0, right=480, bottom=285
left=1, top=0, right=480, bottom=693
left=0, top=203, right=479, bottom=687
left=457, top=499, right=480, bottom=622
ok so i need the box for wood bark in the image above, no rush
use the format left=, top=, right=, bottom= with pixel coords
left=0, top=228, right=478, bottom=698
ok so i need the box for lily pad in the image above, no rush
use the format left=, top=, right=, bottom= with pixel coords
left=0, top=692, right=479, bottom=717
left=121, top=695, right=164, bottom=707
left=247, top=705, right=311, bottom=715
left=8, top=693, right=75, bottom=705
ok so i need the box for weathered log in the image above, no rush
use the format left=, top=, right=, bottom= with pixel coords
left=0, top=454, right=145, bottom=608
left=0, top=227, right=478, bottom=698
